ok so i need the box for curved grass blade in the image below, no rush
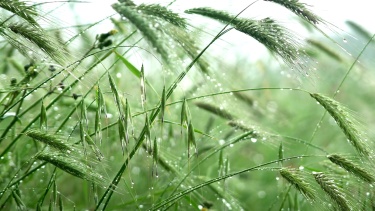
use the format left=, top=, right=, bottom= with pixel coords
left=12, top=189, right=26, bottom=211
left=153, top=155, right=313, bottom=209
left=160, top=86, right=166, bottom=123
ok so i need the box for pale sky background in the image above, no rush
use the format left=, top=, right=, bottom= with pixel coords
left=33, top=0, right=375, bottom=68
left=36, top=0, right=375, bottom=33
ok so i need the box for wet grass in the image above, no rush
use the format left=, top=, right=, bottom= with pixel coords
left=1, top=1, right=375, bottom=210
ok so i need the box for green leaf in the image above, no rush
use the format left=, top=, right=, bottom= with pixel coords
left=114, top=51, right=141, bottom=78
left=40, top=101, right=47, bottom=129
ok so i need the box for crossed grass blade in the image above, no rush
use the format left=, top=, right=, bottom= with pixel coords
left=37, top=170, right=56, bottom=207
left=12, top=188, right=26, bottom=211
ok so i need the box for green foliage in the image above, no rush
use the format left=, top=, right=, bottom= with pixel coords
left=0, top=0, right=375, bottom=210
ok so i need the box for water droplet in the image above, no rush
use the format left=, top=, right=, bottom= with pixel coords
left=257, top=191, right=266, bottom=198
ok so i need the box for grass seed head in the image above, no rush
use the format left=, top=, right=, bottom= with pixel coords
left=25, top=130, right=72, bottom=152
left=280, top=168, right=315, bottom=200
left=328, top=154, right=375, bottom=183
left=310, top=93, right=370, bottom=156
left=36, top=151, right=105, bottom=184
left=313, top=172, right=351, bottom=211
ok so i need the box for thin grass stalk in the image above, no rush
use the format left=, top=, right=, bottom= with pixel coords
left=95, top=2, right=260, bottom=208
left=152, top=155, right=315, bottom=210
left=163, top=131, right=254, bottom=200
left=0, top=39, right=127, bottom=157
left=0, top=45, right=129, bottom=197
left=306, top=33, right=375, bottom=153
left=12, top=189, right=26, bottom=210
left=346, top=21, right=372, bottom=40
left=0, top=193, right=12, bottom=210
left=0, top=28, right=138, bottom=120
left=278, top=185, right=292, bottom=211
left=38, top=169, right=57, bottom=207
